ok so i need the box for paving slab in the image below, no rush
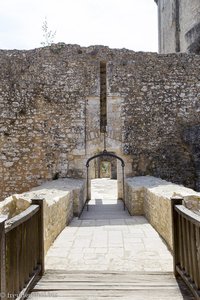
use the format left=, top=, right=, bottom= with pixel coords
left=46, top=179, right=173, bottom=272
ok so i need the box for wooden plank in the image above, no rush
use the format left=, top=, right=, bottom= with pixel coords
left=26, top=218, right=32, bottom=280
left=175, top=205, right=200, bottom=227
left=171, top=196, right=183, bottom=276
left=36, top=282, right=179, bottom=289
left=33, top=213, right=38, bottom=269
left=44, top=270, right=175, bottom=275
left=42, top=270, right=175, bottom=275
left=0, top=217, right=7, bottom=300
left=30, top=284, right=194, bottom=299
left=23, top=222, right=29, bottom=285
left=28, top=290, right=192, bottom=299
left=180, top=215, right=185, bottom=269
left=39, top=277, right=177, bottom=284
left=16, top=266, right=41, bottom=300
left=19, top=223, right=25, bottom=291
left=18, top=223, right=25, bottom=291
left=28, top=270, right=194, bottom=299
left=178, top=214, right=184, bottom=269
left=28, top=294, right=193, bottom=300
left=177, top=265, right=200, bottom=300
left=40, top=274, right=177, bottom=282
left=31, top=198, right=45, bottom=275
left=190, top=222, right=199, bottom=287
left=6, top=231, right=14, bottom=296
left=28, top=215, right=35, bottom=278
left=181, top=216, right=189, bottom=274
left=34, top=281, right=178, bottom=291
left=176, top=276, right=196, bottom=300
left=30, top=215, right=34, bottom=272
left=10, top=228, right=20, bottom=295
left=186, top=219, right=193, bottom=279
left=34, top=215, right=39, bottom=271
left=15, top=226, right=21, bottom=294
left=35, top=277, right=180, bottom=285
left=195, top=226, right=200, bottom=290
left=5, top=205, right=39, bottom=233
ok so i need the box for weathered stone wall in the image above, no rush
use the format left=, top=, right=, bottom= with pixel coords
left=125, top=176, right=200, bottom=250
left=108, top=52, right=200, bottom=190
left=0, top=45, right=98, bottom=200
left=156, top=0, right=177, bottom=54
left=179, top=0, right=200, bottom=53
left=155, top=0, right=200, bottom=54
left=0, top=178, right=86, bottom=253
left=0, top=44, right=200, bottom=200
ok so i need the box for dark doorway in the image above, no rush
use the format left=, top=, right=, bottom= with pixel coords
left=86, top=150, right=125, bottom=210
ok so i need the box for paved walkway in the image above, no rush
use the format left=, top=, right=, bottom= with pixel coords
left=45, top=179, right=173, bottom=272
left=30, top=179, right=194, bottom=299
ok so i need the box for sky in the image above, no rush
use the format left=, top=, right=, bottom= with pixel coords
left=0, top=0, right=158, bottom=52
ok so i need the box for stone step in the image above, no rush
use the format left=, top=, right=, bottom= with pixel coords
left=80, top=200, right=131, bottom=220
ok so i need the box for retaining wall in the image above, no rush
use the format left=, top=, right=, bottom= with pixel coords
left=0, top=178, right=86, bottom=253
left=125, top=176, right=200, bottom=250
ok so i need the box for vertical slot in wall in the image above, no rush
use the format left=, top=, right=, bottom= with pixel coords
left=100, top=61, right=107, bottom=133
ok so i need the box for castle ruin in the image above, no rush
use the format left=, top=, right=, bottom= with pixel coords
left=0, top=44, right=200, bottom=201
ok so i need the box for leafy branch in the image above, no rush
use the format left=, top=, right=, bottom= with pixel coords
left=41, top=17, right=56, bottom=46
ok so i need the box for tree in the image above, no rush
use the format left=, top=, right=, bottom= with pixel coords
left=41, top=17, right=56, bottom=46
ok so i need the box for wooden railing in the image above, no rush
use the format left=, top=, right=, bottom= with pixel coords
left=0, top=198, right=44, bottom=300
left=171, top=196, right=200, bottom=300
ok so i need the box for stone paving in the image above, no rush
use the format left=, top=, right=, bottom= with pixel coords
left=45, top=179, right=173, bottom=272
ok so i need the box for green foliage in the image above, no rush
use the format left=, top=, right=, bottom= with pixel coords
left=101, top=162, right=109, bottom=173
left=41, top=17, right=56, bottom=47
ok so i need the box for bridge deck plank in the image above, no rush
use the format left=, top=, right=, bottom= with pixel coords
left=29, top=270, right=194, bottom=299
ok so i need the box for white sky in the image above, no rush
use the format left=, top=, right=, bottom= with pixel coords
left=0, top=0, right=158, bottom=52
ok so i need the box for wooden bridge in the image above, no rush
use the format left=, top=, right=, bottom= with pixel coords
left=0, top=196, right=199, bottom=299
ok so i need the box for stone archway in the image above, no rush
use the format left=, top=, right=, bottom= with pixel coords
left=86, top=150, right=125, bottom=210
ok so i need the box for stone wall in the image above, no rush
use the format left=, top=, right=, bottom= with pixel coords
left=155, top=0, right=200, bottom=53
left=179, top=0, right=200, bottom=53
left=109, top=52, right=200, bottom=190
left=0, top=45, right=98, bottom=200
left=155, top=0, right=177, bottom=54
left=0, top=178, right=86, bottom=253
left=0, top=44, right=200, bottom=200
left=125, top=176, right=200, bottom=250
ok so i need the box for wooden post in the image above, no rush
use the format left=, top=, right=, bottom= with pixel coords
left=31, top=198, right=45, bottom=276
left=122, top=165, right=125, bottom=210
left=86, top=166, right=89, bottom=211
left=171, top=196, right=183, bottom=276
left=0, top=216, right=7, bottom=300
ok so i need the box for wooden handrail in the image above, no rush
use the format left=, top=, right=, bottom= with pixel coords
left=174, top=205, right=200, bottom=227
left=171, top=196, right=200, bottom=300
left=0, top=198, right=45, bottom=300
left=5, top=205, right=39, bottom=233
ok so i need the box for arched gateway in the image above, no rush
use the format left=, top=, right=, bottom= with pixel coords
left=85, top=150, right=125, bottom=211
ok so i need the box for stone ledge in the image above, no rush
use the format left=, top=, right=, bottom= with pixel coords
left=125, top=176, right=200, bottom=250
left=0, top=178, right=86, bottom=254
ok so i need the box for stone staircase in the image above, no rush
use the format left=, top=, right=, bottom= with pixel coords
left=29, top=270, right=194, bottom=299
